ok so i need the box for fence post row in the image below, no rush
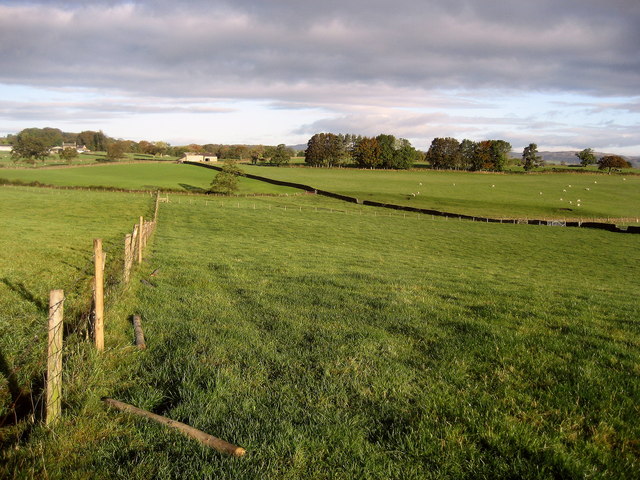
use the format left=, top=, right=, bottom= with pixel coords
left=43, top=199, right=160, bottom=428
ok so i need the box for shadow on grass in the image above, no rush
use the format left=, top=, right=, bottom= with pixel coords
left=0, top=347, right=44, bottom=449
left=0, top=278, right=47, bottom=313
left=179, top=183, right=207, bottom=193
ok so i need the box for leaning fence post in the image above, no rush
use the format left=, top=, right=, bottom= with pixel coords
left=46, top=289, right=64, bottom=426
left=94, top=239, right=105, bottom=351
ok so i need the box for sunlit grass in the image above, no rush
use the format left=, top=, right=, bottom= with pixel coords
left=239, top=165, right=640, bottom=220
left=0, top=163, right=299, bottom=195
left=16, top=195, right=634, bottom=478
left=2, top=188, right=638, bottom=478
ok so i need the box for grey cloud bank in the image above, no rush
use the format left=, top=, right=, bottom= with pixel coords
left=0, top=0, right=638, bottom=152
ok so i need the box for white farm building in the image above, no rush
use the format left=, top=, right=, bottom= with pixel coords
left=181, top=153, right=218, bottom=163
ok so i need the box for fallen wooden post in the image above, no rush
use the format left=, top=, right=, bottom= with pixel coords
left=102, top=398, right=246, bottom=457
left=132, top=315, right=146, bottom=349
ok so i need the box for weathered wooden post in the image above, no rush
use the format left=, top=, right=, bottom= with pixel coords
left=132, top=315, right=146, bottom=349
left=154, top=191, right=160, bottom=222
left=94, top=239, right=105, bottom=351
left=137, top=216, right=143, bottom=264
left=46, top=289, right=64, bottom=426
left=124, top=233, right=132, bottom=283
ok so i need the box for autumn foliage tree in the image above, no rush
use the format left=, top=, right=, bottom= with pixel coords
left=598, top=155, right=631, bottom=173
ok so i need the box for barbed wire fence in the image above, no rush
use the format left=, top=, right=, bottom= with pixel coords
left=0, top=192, right=159, bottom=431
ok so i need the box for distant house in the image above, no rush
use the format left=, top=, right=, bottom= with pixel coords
left=50, top=143, right=89, bottom=154
left=181, top=153, right=218, bottom=163
left=0, top=145, right=12, bottom=152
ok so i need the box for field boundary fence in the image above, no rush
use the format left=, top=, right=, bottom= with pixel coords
left=185, top=161, right=640, bottom=234
left=2, top=192, right=160, bottom=429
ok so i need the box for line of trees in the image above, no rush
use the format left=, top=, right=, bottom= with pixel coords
left=5, top=127, right=297, bottom=164
left=305, top=133, right=423, bottom=169
left=426, top=137, right=514, bottom=172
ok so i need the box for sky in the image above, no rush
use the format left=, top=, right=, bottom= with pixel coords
left=1, top=0, right=639, bottom=154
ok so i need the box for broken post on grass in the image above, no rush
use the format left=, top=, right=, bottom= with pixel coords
left=132, top=315, right=146, bottom=349
left=46, top=289, right=64, bottom=426
left=94, top=239, right=105, bottom=351
left=102, top=398, right=246, bottom=457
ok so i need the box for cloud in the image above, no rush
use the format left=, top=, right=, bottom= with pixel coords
left=1, top=1, right=638, bottom=96
left=0, top=1, right=638, bottom=152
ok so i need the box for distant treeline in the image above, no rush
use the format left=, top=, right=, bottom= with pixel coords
left=304, top=133, right=423, bottom=169
left=303, top=133, right=516, bottom=171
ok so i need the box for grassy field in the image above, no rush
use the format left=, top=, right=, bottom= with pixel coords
left=0, top=163, right=299, bottom=195
left=3, top=193, right=636, bottom=478
left=0, top=151, right=178, bottom=167
left=239, top=165, right=640, bottom=220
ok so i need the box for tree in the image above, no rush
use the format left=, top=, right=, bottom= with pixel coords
left=352, top=137, right=381, bottom=168
left=575, top=148, right=596, bottom=167
left=105, top=140, right=127, bottom=161
left=459, top=139, right=476, bottom=170
left=426, top=137, right=460, bottom=169
left=270, top=144, right=293, bottom=166
left=77, top=130, right=109, bottom=151
left=249, top=145, right=265, bottom=164
left=305, top=133, right=344, bottom=167
left=209, top=160, right=243, bottom=194
left=11, top=129, right=52, bottom=163
left=490, top=140, right=512, bottom=172
left=390, top=138, right=421, bottom=169
left=59, top=147, right=78, bottom=163
left=471, top=141, right=492, bottom=171
left=521, top=143, right=543, bottom=171
left=598, top=155, right=631, bottom=173
left=376, top=134, right=397, bottom=168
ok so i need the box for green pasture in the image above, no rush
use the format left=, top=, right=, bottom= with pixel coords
left=240, top=165, right=640, bottom=220
left=4, top=194, right=636, bottom=478
left=0, top=152, right=178, bottom=168
left=0, top=163, right=299, bottom=195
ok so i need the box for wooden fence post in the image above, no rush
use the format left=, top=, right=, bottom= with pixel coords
left=154, top=192, right=160, bottom=222
left=46, top=289, right=64, bottom=426
left=124, top=234, right=132, bottom=283
left=94, top=239, right=105, bottom=351
left=138, top=216, right=143, bottom=264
